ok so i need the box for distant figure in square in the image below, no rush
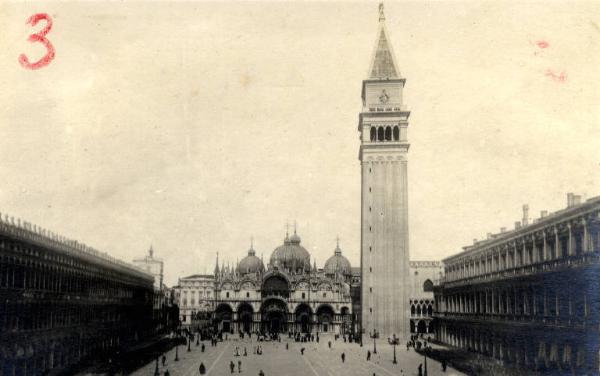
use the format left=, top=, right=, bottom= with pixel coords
left=230, top=361, right=235, bottom=373
left=341, top=352, right=345, bottom=363
left=367, top=350, right=371, bottom=361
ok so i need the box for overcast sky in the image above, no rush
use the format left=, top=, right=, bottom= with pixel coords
left=1, top=1, right=599, bottom=286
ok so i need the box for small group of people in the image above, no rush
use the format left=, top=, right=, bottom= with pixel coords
left=406, top=333, right=433, bottom=352
left=290, top=331, right=319, bottom=343
left=229, top=360, right=242, bottom=373
left=238, top=330, right=252, bottom=340
left=234, top=346, right=249, bottom=357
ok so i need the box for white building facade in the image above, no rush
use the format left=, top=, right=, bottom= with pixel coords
left=175, top=274, right=215, bottom=327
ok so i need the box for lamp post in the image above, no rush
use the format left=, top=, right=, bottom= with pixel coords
left=174, top=318, right=180, bottom=361
left=388, top=333, right=399, bottom=364
left=359, top=322, right=363, bottom=347
left=424, top=348, right=428, bottom=376
left=370, top=329, right=378, bottom=354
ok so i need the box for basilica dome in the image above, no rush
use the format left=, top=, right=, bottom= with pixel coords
left=238, top=245, right=264, bottom=275
left=324, top=242, right=351, bottom=276
left=270, top=231, right=311, bottom=273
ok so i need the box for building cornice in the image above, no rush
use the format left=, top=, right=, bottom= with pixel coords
left=443, top=196, right=600, bottom=264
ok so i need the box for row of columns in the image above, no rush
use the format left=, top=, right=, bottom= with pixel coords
left=446, top=220, right=599, bottom=282
left=0, top=260, right=136, bottom=298
left=437, top=322, right=597, bottom=371
left=440, top=285, right=592, bottom=321
left=214, top=312, right=350, bottom=333
left=0, top=334, right=123, bottom=376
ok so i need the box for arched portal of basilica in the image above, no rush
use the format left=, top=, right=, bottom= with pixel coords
left=261, top=298, right=288, bottom=334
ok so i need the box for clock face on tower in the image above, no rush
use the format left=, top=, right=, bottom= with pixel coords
left=379, top=90, right=389, bottom=104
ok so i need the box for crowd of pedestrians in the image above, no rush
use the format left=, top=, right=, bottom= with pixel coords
left=151, top=327, right=448, bottom=375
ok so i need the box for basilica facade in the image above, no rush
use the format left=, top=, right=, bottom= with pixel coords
left=211, top=229, right=354, bottom=335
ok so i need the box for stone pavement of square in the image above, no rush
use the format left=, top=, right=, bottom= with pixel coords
left=132, top=335, right=465, bottom=376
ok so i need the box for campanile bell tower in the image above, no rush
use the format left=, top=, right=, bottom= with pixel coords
left=359, top=3, right=411, bottom=338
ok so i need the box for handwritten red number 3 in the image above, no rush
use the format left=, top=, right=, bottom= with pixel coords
left=18, top=13, right=55, bottom=70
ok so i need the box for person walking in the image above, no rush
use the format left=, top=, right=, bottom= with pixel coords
left=418, top=363, right=423, bottom=376
left=230, top=361, right=235, bottom=374
left=442, top=359, right=447, bottom=372
left=199, top=362, right=206, bottom=374
left=238, top=360, right=242, bottom=373
left=285, top=343, right=289, bottom=350
left=202, top=343, right=205, bottom=352
left=328, top=341, right=332, bottom=349
left=244, top=347, right=247, bottom=356
left=341, top=352, right=345, bottom=363
left=367, top=350, right=371, bottom=361
left=258, top=370, right=265, bottom=376
left=301, top=347, right=305, bottom=355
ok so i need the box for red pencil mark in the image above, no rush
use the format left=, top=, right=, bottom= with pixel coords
left=545, top=69, right=567, bottom=83
left=536, top=40, right=549, bottom=49
left=18, top=13, right=55, bottom=70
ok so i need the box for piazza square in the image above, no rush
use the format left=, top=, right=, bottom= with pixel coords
left=132, top=333, right=464, bottom=376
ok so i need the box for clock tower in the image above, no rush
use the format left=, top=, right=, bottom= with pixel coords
left=359, top=3, right=411, bottom=338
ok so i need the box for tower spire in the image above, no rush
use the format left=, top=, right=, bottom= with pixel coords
left=369, top=3, right=400, bottom=80
left=249, top=236, right=256, bottom=256
left=214, top=252, right=220, bottom=275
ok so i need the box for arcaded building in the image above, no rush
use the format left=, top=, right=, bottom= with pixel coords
left=0, top=214, right=154, bottom=375
left=434, top=194, right=600, bottom=373
left=212, top=230, right=353, bottom=335
left=408, top=261, right=443, bottom=334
